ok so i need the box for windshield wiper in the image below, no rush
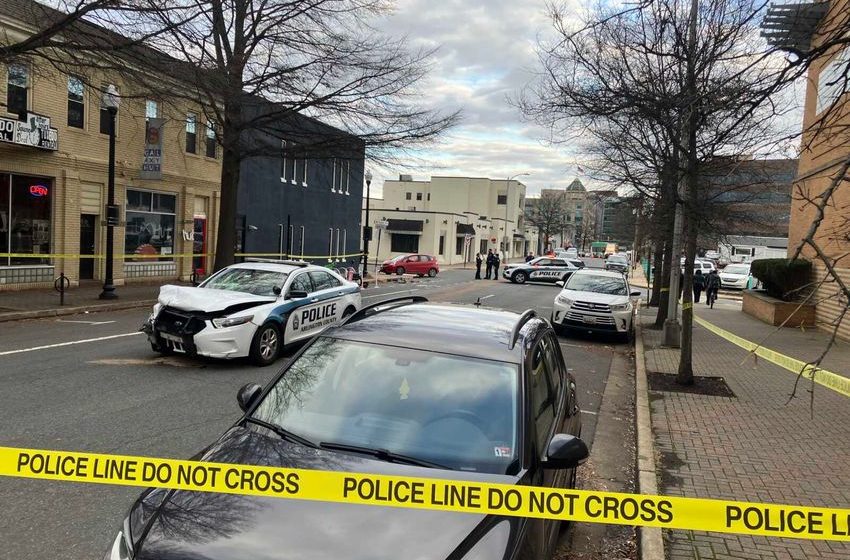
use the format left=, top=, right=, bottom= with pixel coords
left=243, top=417, right=318, bottom=449
left=319, top=441, right=449, bottom=470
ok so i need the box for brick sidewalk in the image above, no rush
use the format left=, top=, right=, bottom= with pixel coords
left=640, top=309, right=850, bottom=559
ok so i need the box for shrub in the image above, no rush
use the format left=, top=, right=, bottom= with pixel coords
left=750, top=258, right=812, bottom=301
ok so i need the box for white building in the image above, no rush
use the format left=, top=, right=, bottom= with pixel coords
left=363, top=175, right=536, bottom=265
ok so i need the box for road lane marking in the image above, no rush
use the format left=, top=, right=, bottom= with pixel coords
left=0, top=332, right=143, bottom=356
left=478, top=294, right=495, bottom=301
left=56, top=319, right=116, bottom=325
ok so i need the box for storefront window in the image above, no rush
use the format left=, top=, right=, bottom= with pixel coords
left=125, top=189, right=176, bottom=261
left=0, top=174, right=52, bottom=266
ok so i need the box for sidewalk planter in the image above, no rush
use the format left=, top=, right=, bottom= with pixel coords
left=742, top=289, right=815, bottom=327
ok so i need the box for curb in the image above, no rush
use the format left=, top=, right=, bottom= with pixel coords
left=634, top=317, right=665, bottom=560
left=0, top=299, right=156, bottom=323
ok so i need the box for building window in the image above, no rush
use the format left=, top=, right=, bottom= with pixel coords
left=185, top=113, right=197, bottom=153
left=439, top=235, right=445, bottom=255
left=99, top=84, right=117, bottom=134
left=280, top=140, right=288, bottom=182
left=497, top=193, right=507, bottom=205
left=205, top=122, right=216, bottom=158
left=328, top=228, right=334, bottom=256
left=345, top=161, right=350, bottom=195
left=6, top=63, right=28, bottom=115
left=125, top=189, right=176, bottom=262
left=427, top=193, right=431, bottom=201
left=299, top=225, right=305, bottom=257
left=416, top=192, right=423, bottom=201
left=67, top=76, right=84, bottom=128
left=291, top=142, right=299, bottom=184
left=331, top=158, right=337, bottom=192
left=336, top=160, right=345, bottom=192
left=303, top=154, right=308, bottom=186
left=0, top=173, right=52, bottom=266
left=335, top=228, right=341, bottom=259
left=455, top=236, right=464, bottom=255
left=145, top=99, right=158, bottom=120
left=405, top=192, right=412, bottom=200
left=390, top=233, right=419, bottom=253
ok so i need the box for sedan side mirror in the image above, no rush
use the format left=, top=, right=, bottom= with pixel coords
left=542, top=433, right=589, bottom=470
left=288, top=290, right=309, bottom=299
left=237, top=382, right=263, bottom=412
left=630, top=291, right=641, bottom=297
left=555, top=281, right=565, bottom=288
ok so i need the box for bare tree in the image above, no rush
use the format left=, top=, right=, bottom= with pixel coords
left=525, top=192, right=572, bottom=254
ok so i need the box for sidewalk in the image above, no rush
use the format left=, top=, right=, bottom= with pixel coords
left=639, top=307, right=850, bottom=559
left=0, top=281, right=172, bottom=322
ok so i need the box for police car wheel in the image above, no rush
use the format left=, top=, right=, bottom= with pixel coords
left=396, top=267, right=405, bottom=275
left=250, top=323, right=281, bottom=366
left=342, top=306, right=356, bottom=319
left=512, top=271, right=527, bottom=284
left=428, top=268, right=437, bottom=277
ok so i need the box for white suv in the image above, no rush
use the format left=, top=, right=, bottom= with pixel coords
left=550, top=269, right=640, bottom=341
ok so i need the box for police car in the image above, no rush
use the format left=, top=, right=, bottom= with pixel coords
left=502, top=256, right=584, bottom=284
left=142, top=260, right=361, bottom=366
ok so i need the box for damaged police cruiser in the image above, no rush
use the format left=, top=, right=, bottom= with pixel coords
left=142, top=260, right=361, bottom=366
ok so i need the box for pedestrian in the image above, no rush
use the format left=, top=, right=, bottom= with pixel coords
left=493, top=251, right=501, bottom=280
left=693, top=269, right=705, bottom=303
left=706, top=269, right=720, bottom=305
left=525, top=251, right=534, bottom=263
left=475, top=252, right=482, bottom=280
left=485, top=249, right=494, bottom=280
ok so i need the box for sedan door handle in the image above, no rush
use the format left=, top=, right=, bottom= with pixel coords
left=310, top=298, right=319, bottom=303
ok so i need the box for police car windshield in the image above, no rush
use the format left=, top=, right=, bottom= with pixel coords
left=202, top=268, right=288, bottom=297
left=566, top=273, right=627, bottom=295
left=251, top=337, right=519, bottom=475
left=607, top=255, right=627, bottom=264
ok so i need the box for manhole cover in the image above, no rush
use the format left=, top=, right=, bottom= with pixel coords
left=647, top=371, right=735, bottom=397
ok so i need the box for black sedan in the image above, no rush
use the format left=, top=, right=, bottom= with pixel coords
left=105, top=298, right=588, bottom=560
left=503, top=257, right=584, bottom=284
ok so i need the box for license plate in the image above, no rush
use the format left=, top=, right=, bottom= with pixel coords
left=582, top=316, right=597, bottom=325
left=161, top=333, right=182, bottom=342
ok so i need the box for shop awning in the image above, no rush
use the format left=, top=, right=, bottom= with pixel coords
left=456, top=223, right=475, bottom=235
left=386, top=219, right=424, bottom=233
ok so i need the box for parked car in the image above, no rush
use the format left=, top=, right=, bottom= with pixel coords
left=109, top=298, right=589, bottom=560
left=551, top=269, right=641, bottom=341
left=380, top=254, right=440, bottom=277
left=604, top=254, right=629, bottom=275
left=142, top=260, right=361, bottom=366
left=719, top=263, right=759, bottom=289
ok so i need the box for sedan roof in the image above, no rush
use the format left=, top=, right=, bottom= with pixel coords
left=326, top=302, right=540, bottom=363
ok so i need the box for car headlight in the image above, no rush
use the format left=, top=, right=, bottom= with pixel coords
left=610, top=301, right=632, bottom=311
left=105, top=520, right=133, bottom=560
left=556, top=294, right=574, bottom=306
left=212, top=314, right=254, bottom=328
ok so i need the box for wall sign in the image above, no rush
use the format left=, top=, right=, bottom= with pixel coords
left=0, top=113, right=58, bottom=151
left=140, top=118, right=165, bottom=180
left=29, top=184, right=49, bottom=197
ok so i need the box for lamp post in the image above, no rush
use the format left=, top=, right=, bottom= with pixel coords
left=99, top=85, right=120, bottom=300
left=361, top=170, right=373, bottom=279
left=504, top=172, right=529, bottom=260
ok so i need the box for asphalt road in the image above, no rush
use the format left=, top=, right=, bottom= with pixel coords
left=0, top=265, right=633, bottom=560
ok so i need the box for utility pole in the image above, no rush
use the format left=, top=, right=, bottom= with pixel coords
left=662, top=0, right=698, bottom=348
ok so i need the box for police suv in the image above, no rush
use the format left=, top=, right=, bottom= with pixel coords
left=142, top=260, right=361, bottom=366
left=502, top=256, right=584, bottom=284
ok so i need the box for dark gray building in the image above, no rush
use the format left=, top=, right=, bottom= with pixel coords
left=237, top=107, right=365, bottom=267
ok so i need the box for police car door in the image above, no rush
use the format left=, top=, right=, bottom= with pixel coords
left=528, top=259, right=562, bottom=282
left=287, top=270, right=345, bottom=342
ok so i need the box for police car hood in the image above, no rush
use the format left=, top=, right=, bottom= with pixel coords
left=158, top=284, right=276, bottom=313
left=133, top=427, right=517, bottom=560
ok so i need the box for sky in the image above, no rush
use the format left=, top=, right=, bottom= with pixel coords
left=368, top=0, right=588, bottom=198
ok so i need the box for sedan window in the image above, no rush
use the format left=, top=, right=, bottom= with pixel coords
left=289, top=273, right=313, bottom=295
left=530, top=340, right=555, bottom=452
left=251, top=338, right=519, bottom=474
left=201, top=268, right=287, bottom=297
left=309, top=271, right=340, bottom=290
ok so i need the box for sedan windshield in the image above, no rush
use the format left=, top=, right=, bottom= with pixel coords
left=566, top=273, right=627, bottom=295
left=724, top=265, right=750, bottom=275
left=607, top=256, right=627, bottom=264
left=251, top=337, right=519, bottom=474
left=201, top=268, right=288, bottom=297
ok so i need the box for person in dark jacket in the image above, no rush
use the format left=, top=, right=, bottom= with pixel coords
left=525, top=252, right=534, bottom=263
left=705, top=269, right=720, bottom=305
left=493, top=252, right=501, bottom=280
left=485, top=249, right=494, bottom=279
left=693, top=270, right=705, bottom=302
left=475, top=253, right=482, bottom=279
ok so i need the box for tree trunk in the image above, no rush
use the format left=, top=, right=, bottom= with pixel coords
left=649, top=243, right=663, bottom=307
left=212, top=101, right=243, bottom=271
left=676, top=208, right=697, bottom=385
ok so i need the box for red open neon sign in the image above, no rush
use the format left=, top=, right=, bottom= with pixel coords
left=29, top=184, right=49, bottom=197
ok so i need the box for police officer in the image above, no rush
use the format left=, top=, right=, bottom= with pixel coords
left=475, top=253, right=482, bottom=280
left=493, top=252, right=501, bottom=280
left=485, top=249, right=494, bottom=280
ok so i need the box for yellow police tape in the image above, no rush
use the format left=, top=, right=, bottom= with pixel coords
left=693, top=315, right=850, bottom=398
left=1, top=446, right=849, bottom=541
left=0, top=252, right=364, bottom=260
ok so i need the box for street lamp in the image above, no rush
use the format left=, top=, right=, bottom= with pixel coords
left=99, top=84, right=120, bottom=300
left=504, top=172, right=530, bottom=259
left=361, top=169, right=373, bottom=279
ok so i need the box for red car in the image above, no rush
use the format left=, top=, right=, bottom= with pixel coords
left=380, top=254, right=440, bottom=277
